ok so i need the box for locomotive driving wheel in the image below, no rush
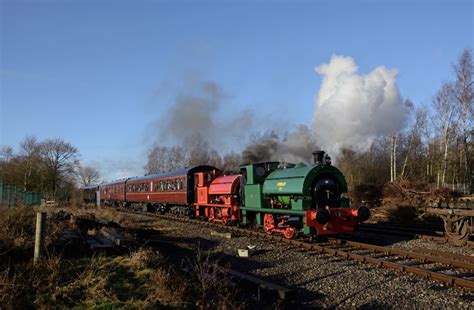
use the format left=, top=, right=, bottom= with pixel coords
left=442, top=215, right=470, bottom=245
left=283, top=227, right=296, bottom=239
left=263, top=214, right=275, bottom=234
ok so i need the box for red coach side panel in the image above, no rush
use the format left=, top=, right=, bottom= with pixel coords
left=99, top=180, right=126, bottom=202
left=126, top=175, right=188, bottom=204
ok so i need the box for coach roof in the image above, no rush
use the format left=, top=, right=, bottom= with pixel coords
left=127, top=165, right=217, bottom=183
left=98, top=179, right=128, bottom=187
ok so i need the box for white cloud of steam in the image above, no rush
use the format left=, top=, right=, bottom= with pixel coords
left=312, top=55, right=409, bottom=157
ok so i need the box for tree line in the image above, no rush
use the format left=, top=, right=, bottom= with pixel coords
left=339, top=48, right=473, bottom=192
left=0, top=136, right=100, bottom=201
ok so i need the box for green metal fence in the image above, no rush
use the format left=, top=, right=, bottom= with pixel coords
left=0, top=181, right=42, bottom=207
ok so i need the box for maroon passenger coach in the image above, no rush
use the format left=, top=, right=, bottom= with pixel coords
left=125, top=165, right=218, bottom=207
left=100, top=179, right=127, bottom=205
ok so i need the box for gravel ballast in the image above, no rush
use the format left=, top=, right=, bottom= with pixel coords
left=128, top=214, right=473, bottom=309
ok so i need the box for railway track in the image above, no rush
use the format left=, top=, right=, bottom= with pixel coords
left=358, top=222, right=474, bottom=247
left=359, top=222, right=444, bottom=235
left=116, top=209, right=474, bottom=290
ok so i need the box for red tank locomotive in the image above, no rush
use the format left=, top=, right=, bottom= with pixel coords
left=194, top=171, right=241, bottom=225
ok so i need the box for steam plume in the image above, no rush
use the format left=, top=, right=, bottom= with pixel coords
left=312, top=55, right=408, bottom=156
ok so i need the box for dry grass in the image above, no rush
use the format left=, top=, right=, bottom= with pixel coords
left=0, top=207, right=36, bottom=249
left=1, top=247, right=178, bottom=308
left=0, top=206, right=243, bottom=309
left=185, top=246, right=242, bottom=310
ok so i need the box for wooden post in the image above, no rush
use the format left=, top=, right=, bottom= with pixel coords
left=34, top=212, right=47, bottom=263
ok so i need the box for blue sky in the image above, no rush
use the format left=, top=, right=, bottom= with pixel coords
left=1, top=0, right=472, bottom=180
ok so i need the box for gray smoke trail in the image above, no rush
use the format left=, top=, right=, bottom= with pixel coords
left=156, top=79, right=254, bottom=150
left=241, top=125, right=318, bottom=164
left=312, top=55, right=409, bottom=156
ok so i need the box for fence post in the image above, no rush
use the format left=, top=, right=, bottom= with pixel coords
left=0, top=181, right=3, bottom=207
left=96, top=190, right=101, bottom=208
left=34, top=212, right=47, bottom=263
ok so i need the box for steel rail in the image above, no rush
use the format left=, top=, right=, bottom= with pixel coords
left=358, top=223, right=444, bottom=236
left=411, top=247, right=474, bottom=264
left=358, top=223, right=474, bottom=247
left=326, top=238, right=474, bottom=271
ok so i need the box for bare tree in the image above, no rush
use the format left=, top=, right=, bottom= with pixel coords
left=400, top=106, right=429, bottom=178
left=40, top=138, right=80, bottom=198
left=390, top=134, right=398, bottom=182
left=19, top=136, right=41, bottom=191
left=433, top=82, right=458, bottom=187
left=0, top=145, right=14, bottom=182
left=452, top=48, right=473, bottom=193
left=184, top=133, right=211, bottom=167
left=167, top=146, right=187, bottom=170
left=208, top=149, right=222, bottom=168
left=146, top=145, right=170, bottom=173
left=77, top=165, right=100, bottom=187
left=145, top=145, right=187, bottom=174
left=0, top=145, right=14, bottom=164
left=221, top=152, right=242, bottom=172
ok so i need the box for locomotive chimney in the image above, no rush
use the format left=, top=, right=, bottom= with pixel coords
left=312, top=151, right=325, bottom=165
